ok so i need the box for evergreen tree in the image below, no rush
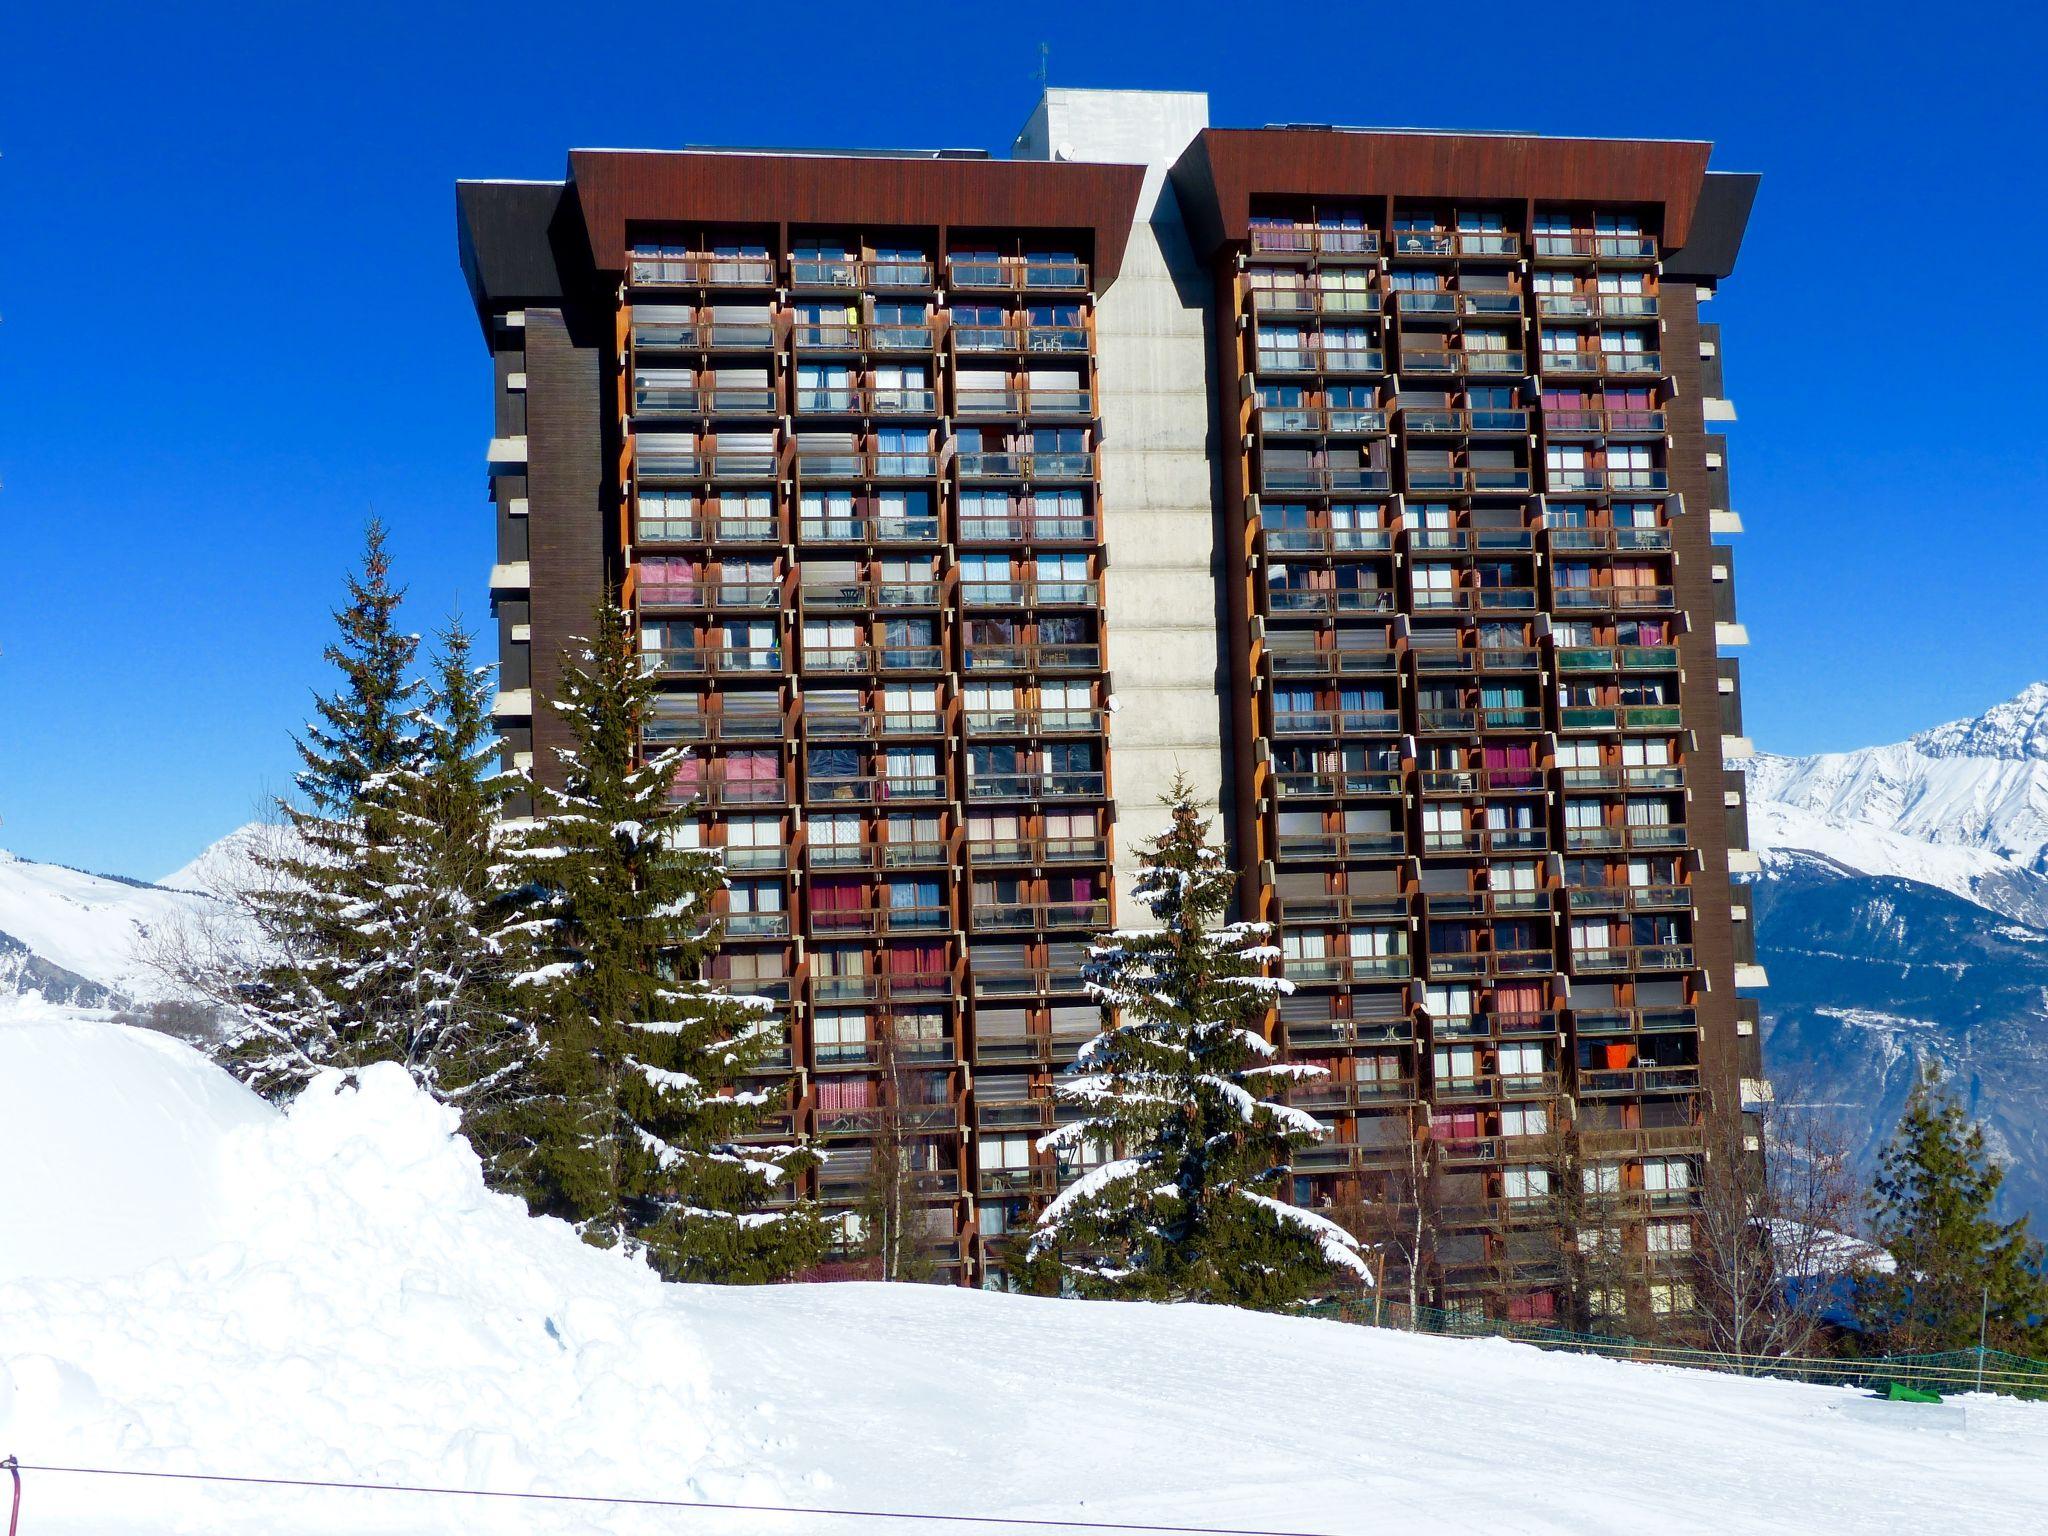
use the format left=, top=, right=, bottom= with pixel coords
left=1029, top=778, right=1367, bottom=1306
left=1857, top=1063, right=2048, bottom=1354
left=493, top=601, right=825, bottom=1282
left=225, top=520, right=424, bottom=1097
left=364, top=617, right=530, bottom=1102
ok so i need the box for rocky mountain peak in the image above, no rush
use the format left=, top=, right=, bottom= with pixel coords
left=1911, top=681, right=2048, bottom=762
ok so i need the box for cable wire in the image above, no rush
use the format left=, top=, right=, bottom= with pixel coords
left=4, top=1461, right=1342, bottom=1536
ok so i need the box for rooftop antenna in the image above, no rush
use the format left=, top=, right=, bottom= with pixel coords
left=1036, top=42, right=1049, bottom=89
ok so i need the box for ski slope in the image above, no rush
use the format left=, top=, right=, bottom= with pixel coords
left=2, top=1012, right=2044, bottom=1535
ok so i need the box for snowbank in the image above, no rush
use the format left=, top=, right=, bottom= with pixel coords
left=3, top=1016, right=2046, bottom=1535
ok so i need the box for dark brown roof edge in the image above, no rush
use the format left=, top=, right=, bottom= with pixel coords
left=1171, top=126, right=1719, bottom=256
left=562, top=150, right=1148, bottom=290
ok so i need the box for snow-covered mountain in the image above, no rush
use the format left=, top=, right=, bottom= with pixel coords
left=1748, top=683, right=2048, bottom=924
left=1746, top=684, right=2048, bottom=1222
left=0, top=826, right=256, bottom=1009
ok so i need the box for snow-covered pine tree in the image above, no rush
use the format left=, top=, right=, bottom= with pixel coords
left=225, top=519, right=425, bottom=1097
left=495, top=601, right=825, bottom=1282
left=1029, top=778, right=1368, bottom=1307
left=356, top=617, right=531, bottom=1104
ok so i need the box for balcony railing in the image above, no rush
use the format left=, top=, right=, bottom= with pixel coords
left=1251, top=286, right=1381, bottom=317
left=1569, top=944, right=1697, bottom=974
left=1248, top=226, right=1379, bottom=260
left=958, top=511, right=1098, bottom=545
left=967, top=834, right=1109, bottom=866
left=969, top=899, right=1111, bottom=933
left=963, top=642, right=1102, bottom=674
left=960, top=578, right=1102, bottom=608
left=1273, top=830, right=1406, bottom=861
left=957, top=450, right=1096, bottom=482
left=947, top=256, right=1091, bottom=291
left=798, top=513, right=942, bottom=545
left=1553, top=584, right=1677, bottom=613
left=1261, top=464, right=1393, bottom=494
left=1543, top=407, right=1667, bottom=437
left=1258, top=405, right=1391, bottom=437
left=1400, top=348, right=1525, bottom=377
left=966, top=770, right=1108, bottom=801
left=963, top=706, right=1106, bottom=737
left=1262, top=526, right=1396, bottom=555
left=1271, top=769, right=1404, bottom=800
left=629, top=253, right=777, bottom=288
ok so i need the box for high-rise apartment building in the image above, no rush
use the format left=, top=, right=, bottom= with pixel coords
left=457, top=90, right=1762, bottom=1321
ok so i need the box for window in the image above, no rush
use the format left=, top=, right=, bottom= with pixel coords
left=1647, top=1220, right=1692, bottom=1255
left=1503, top=1167, right=1552, bottom=1204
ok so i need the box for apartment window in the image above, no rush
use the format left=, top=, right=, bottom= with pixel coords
left=1650, top=1281, right=1695, bottom=1316
left=1503, top=1167, right=1552, bottom=1204
left=1501, top=1104, right=1549, bottom=1138
left=815, top=1009, right=870, bottom=1063
left=1583, top=1161, right=1624, bottom=1195
left=1647, top=1220, right=1693, bottom=1256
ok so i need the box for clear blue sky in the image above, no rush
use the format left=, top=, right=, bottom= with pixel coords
left=1, top=2, right=2041, bottom=880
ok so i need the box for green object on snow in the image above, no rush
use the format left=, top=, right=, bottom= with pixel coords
left=1884, top=1382, right=1945, bottom=1404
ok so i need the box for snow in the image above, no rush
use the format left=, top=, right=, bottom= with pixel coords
left=4, top=1012, right=2048, bottom=1534
left=0, top=849, right=213, bottom=1002
left=1747, top=681, right=2048, bottom=921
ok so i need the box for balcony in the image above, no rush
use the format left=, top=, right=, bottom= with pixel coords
left=1266, top=586, right=1395, bottom=616
left=1262, top=526, right=1396, bottom=556
left=1435, top=1070, right=1561, bottom=1104
left=963, top=706, right=1106, bottom=738
left=1248, top=226, right=1379, bottom=261
left=640, top=645, right=785, bottom=678
left=1552, top=584, right=1677, bottom=614
left=1260, top=463, right=1393, bottom=495
left=963, top=642, right=1101, bottom=675
left=1420, top=826, right=1548, bottom=856
left=956, top=450, right=1096, bottom=483
left=960, top=578, right=1101, bottom=609
left=799, top=577, right=942, bottom=613
left=1263, top=645, right=1399, bottom=678
left=637, top=579, right=780, bottom=612
left=1400, top=407, right=1532, bottom=437
left=967, top=833, right=1109, bottom=866
left=1272, top=707, right=1401, bottom=737
left=1258, top=405, right=1390, bottom=437
left=797, top=512, right=942, bottom=546
left=1411, top=645, right=1542, bottom=676
left=1273, top=830, right=1405, bottom=861
left=722, top=911, right=791, bottom=939
left=959, top=510, right=1098, bottom=546
left=629, top=252, right=777, bottom=289
left=1543, top=407, right=1667, bottom=438
left=1399, top=348, right=1525, bottom=377
left=966, top=770, right=1109, bottom=802
left=1578, top=1065, right=1703, bottom=1097
left=1024, top=324, right=1091, bottom=355
left=1281, top=953, right=1411, bottom=986
left=969, top=900, right=1110, bottom=934
left=1403, top=466, right=1533, bottom=495
left=1256, top=342, right=1384, bottom=376
left=1569, top=944, right=1697, bottom=974
left=952, top=386, right=1094, bottom=421
left=678, top=776, right=790, bottom=809
left=1415, top=768, right=1545, bottom=797
left=947, top=256, right=1091, bottom=291
left=1251, top=286, right=1380, bottom=318
left=1271, top=769, right=1403, bottom=801
left=952, top=323, right=1023, bottom=355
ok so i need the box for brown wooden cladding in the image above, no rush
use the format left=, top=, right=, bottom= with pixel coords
left=1659, top=282, right=1745, bottom=1122
left=524, top=309, right=607, bottom=789
left=1173, top=128, right=1713, bottom=255
left=565, top=151, right=1147, bottom=287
